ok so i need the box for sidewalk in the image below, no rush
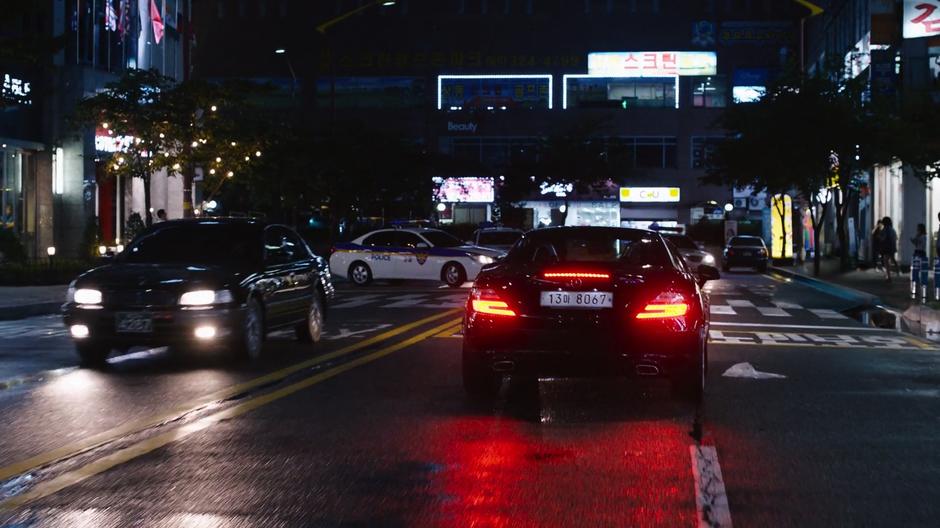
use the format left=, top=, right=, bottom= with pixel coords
left=0, top=285, right=67, bottom=321
left=770, top=258, right=912, bottom=310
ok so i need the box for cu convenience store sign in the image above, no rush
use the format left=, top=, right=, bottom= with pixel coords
left=904, top=0, right=940, bottom=39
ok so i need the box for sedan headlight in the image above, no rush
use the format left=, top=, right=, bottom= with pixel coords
left=702, top=254, right=715, bottom=265
left=73, top=288, right=103, bottom=305
left=179, top=289, right=234, bottom=306
left=477, top=255, right=495, bottom=265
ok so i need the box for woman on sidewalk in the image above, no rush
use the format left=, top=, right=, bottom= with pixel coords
left=882, top=217, right=900, bottom=282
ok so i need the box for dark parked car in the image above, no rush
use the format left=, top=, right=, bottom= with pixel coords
left=722, top=235, right=769, bottom=272
left=63, top=218, right=334, bottom=365
left=462, top=226, right=719, bottom=403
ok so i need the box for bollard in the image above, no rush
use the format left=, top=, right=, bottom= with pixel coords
left=911, top=255, right=921, bottom=299
left=935, top=258, right=940, bottom=301
left=922, top=265, right=930, bottom=303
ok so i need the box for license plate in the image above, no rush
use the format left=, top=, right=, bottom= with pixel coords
left=540, top=291, right=613, bottom=309
left=741, top=251, right=753, bottom=257
left=116, top=312, right=153, bottom=333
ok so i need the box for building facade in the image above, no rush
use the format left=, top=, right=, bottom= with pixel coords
left=0, top=0, right=191, bottom=260
left=806, top=0, right=940, bottom=266
left=193, top=1, right=805, bottom=232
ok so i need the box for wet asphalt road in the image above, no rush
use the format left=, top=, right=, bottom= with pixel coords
left=1, top=273, right=940, bottom=527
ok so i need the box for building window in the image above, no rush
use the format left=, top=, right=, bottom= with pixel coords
left=607, top=137, right=677, bottom=169
left=565, top=76, right=677, bottom=109
left=691, top=137, right=723, bottom=169
left=691, top=75, right=727, bottom=108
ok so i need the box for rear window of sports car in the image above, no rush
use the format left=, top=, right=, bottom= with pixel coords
left=511, top=230, right=671, bottom=267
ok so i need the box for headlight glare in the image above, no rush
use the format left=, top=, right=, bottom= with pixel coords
left=477, top=255, right=495, bottom=265
left=73, top=288, right=102, bottom=305
left=179, top=289, right=234, bottom=306
left=702, top=254, right=715, bottom=264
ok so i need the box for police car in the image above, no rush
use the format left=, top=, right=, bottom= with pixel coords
left=330, top=228, right=504, bottom=287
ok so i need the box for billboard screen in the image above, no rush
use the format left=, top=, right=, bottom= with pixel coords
left=904, top=0, right=940, bottom=39
left=438, top=75, right=552, bottom=110
left=433, top=177, right=495, bottom=203
left=587, top=52, right=717, bottom=77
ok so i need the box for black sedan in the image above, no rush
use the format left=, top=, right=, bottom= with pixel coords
left=462, top=227, right=719, bottom=402
left=722, top=235, right=769, bottom=272
left=63, top=218, right=334, bottom=365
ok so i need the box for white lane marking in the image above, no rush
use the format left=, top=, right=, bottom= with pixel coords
left=773, top=301, right=802, bottom=309
left=710, top=305, right=737, bottom=315
left=690, top=445, right=733, bottom=528
left=726, top=299, right=755, bottom=307
left=722, top=362, right=786, bottom=379
left=756, top=306, right=788, bottom=317
left=384, top=294, right=429, bottom=308
left=331, top=295, right=384, bottom=309
left=809, top=308, right=848, bottom=320
left=324, top=324, right=394, bottom=341
left=711, top=322, right=890, bottom=332
left=709, top=330, right=916, bottom=349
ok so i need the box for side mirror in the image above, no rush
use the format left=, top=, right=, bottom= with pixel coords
left=697, top=264, right=720, bottom=285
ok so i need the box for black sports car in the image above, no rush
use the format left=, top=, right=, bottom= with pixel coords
left=63, top=218, right=334, bottom=365
left=462, top=227, right=719, bottom=402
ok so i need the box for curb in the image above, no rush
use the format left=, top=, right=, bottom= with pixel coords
left=0, top=366, right=77, bottom=392
left=0, top=302, right=62, bottom=322
left=767, top=266, right=883, bottom=308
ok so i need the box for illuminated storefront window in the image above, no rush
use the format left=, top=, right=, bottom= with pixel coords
left=563, top=76, right=678, bottom=109
left=691, top=76, right=728, bottom=108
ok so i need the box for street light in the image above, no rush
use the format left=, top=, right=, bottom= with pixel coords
left=724, top=203, right=734, bottom=213
left=274, top=48, right=298, bottom=98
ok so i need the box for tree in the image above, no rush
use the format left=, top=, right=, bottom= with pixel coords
left=158, top=80, right=270, bottom=217
left=73, top=69, right=174, bottom=227
left=704, top=61, right=940, bottom=275
left=74, top=71, right=270, bottom=229
left=501, top=118, right=629, bottom=226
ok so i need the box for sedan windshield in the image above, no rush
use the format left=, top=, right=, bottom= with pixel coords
left=514, top=228, right=671, bottom=267
left=421, top=230, right=464, bottom=248
left=122, top=223, right=262, bottom=265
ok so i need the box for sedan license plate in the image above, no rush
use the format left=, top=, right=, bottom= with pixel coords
left=741, top=251, right=753, bottom=257
left=116, top=312, right=153, bottom=333
left=540, top=291, right=613, bottom=309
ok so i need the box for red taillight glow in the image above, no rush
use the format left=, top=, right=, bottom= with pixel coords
left=469, top=288, right=517, bottom=317
left=471, top=299, right=517, bottom=317
left=636, top=303, right=689, bottom=319
left=543, top=272, right=610, bottom=280
left=635, top=291, right=689, bottom=320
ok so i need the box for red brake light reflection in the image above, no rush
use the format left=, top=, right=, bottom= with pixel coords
left=543, top=272, right=610, bottom=280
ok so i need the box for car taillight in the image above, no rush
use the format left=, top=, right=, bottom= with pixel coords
left=758, top=248, right=767, bottom=256
left=635, top=291, right=689, bottom=320
left=543, top=272, right=610, bottom=280
left=726, top=249, right=734, bottom=256
left=469, top=288, right=517, bottom=317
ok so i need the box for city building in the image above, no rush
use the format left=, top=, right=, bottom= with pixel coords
left=0, top=0, right=192, bottom=259
left=194, top=0, right=804, bottom=233
left=806, top=0, right=940, bottom=266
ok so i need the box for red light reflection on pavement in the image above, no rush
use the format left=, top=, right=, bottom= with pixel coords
left=422, top=414, right=697, bottom=527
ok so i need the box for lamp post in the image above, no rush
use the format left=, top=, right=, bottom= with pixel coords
left=314, top=0, right=398, bottom=126
left=274, top=48, right=298, bottom=99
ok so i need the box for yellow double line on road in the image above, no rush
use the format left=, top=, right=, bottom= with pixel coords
left=0, top=309, right=462, bottom=509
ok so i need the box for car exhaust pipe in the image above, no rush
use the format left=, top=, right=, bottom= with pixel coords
left=492, top=360, right=515, bottom=373
left=635, top=364, right=660, bottom=376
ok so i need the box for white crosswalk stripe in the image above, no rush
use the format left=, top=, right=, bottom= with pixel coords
left=809, top=308, right=848, bottom=320
left=710, top=305, right=737, bottom=315
left=757, top=306, right=789, bottom=317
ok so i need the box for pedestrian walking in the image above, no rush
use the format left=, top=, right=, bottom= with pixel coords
left=881, top=216, right=900, bottom=281
left=155, top=209, right=167, bottom=223
left=872, top=219, right=884, bottom=272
